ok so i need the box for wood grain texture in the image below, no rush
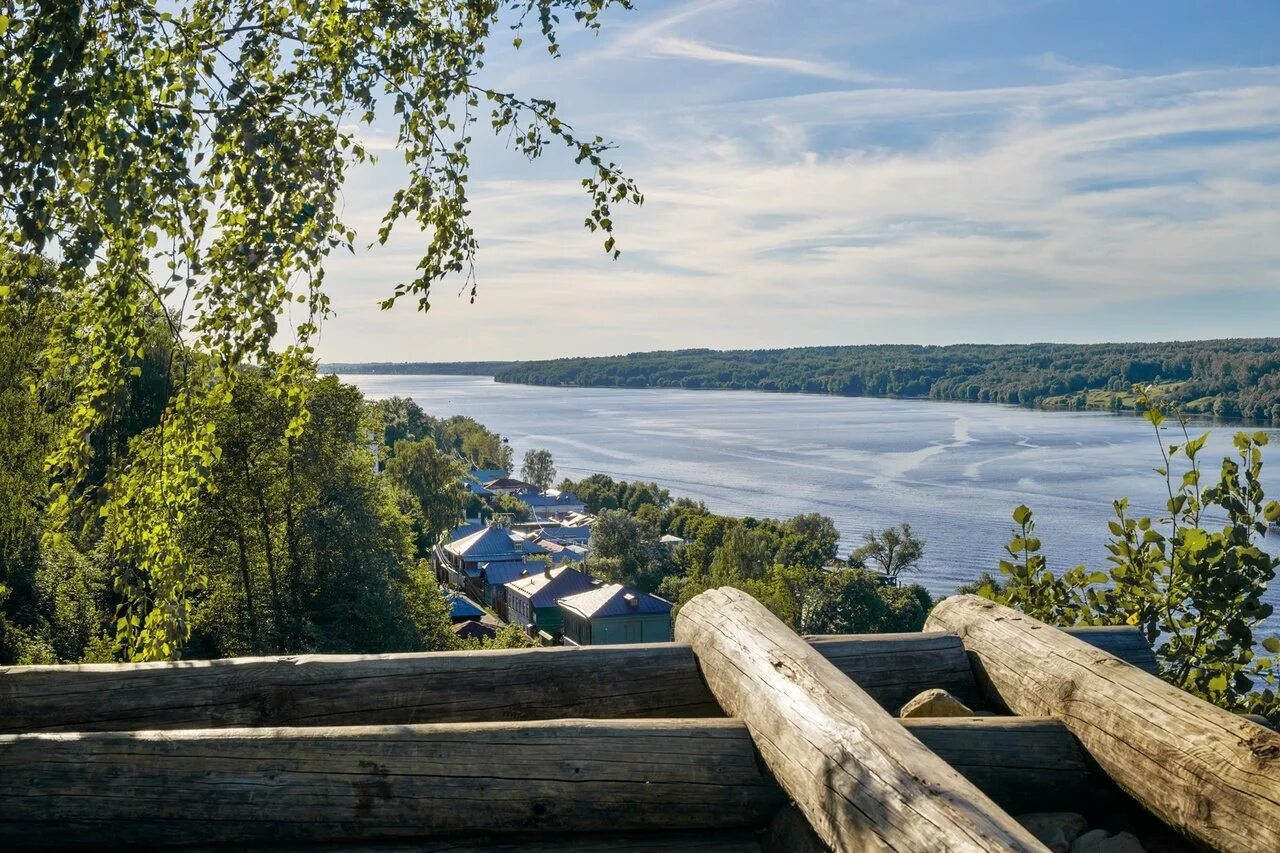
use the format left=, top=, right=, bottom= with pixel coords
left=0, top=629, right=1155, bottom=734
left=0, top=644, right=724, bottom=732
left=676, top=587, right=1046, bottom=853
left=926, top=595, right=1280, bottom=853
left=804, top=632, right=982, bottom=712
left=152, top=834, right=766, bottom=853
left=0, top=719, right=785, bottom=850
left=901, top=717, right=1098, bottom=816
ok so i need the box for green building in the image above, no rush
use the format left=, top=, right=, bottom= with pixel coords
left=556, top=584, right=674, bottom=646
left=504, top=566, right=596, bottom=637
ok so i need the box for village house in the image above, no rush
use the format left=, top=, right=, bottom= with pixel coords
left=482, top=476, right=539, bottom=496
left=440, top=524, right=547, bottom=609
left=556, top=584, right=674, bottom=646
left=504, top=566, right=597, bottom=640
left=444, top=592, right=486, bottom=624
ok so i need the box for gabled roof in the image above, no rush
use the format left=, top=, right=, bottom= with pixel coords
left=447, top=521, right=486, bottom=543
left=659, top=534, right=686, bottom=544
left=445, top=526, right=524, bottom=560
left=522, top=492, right=585, bottom=510
left=446, top=593, right=485, bottom=621
left=480, top=561, right=544, bottom=587
left=535, top=526, right=592, bottom=544
left=505, top=566, right=597, bottom=608
left=557, top=584, right=673, bottom=619
left=453, top=620, right=497, bottom=641
left=484, top=477, right=538, bottom=491
left=463, top=481, right=493, bottom=496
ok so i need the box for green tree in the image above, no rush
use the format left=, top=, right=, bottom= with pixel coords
left=850, top=523, right=925, bottom=582
left=970, top=396, right=1280, bottom=723
left=385, top=438, right=466, bottom=557
left=0, top=0, right=639, bottom=660
left=521, top=448, right=556, bottom=491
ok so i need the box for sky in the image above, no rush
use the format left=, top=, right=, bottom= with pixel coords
left=314, top=0, right=1280, bottom=363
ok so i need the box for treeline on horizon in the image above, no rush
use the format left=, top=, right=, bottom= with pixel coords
left=490, top=340, right=1280, bottom=421
left=325, top=361, right=515, bottom=376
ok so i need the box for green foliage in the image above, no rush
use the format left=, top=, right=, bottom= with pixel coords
left=973, top=397, right=1280, bottom=723
left=559, top=473, right=670, bottom=514
left=495, top=340, right=1280, bottom=421
left=180, top=371, right=453, bottom=658
left=850, top=523, right=924, bottom=581
left=587, top=508, right=673, bottom=592
left=0, top=0, right=638, bottom=659
left=385, top=438, right=467, bottom=557
left=489, top=493, right=532, bottom=523
left=521, top=448, right=556, bottom=491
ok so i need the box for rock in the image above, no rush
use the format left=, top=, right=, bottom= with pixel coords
left=1071, top=829, right=1145, bottom=853
left=898, top=688, right=974, bottom=718
left=1017, top=812, right=1088, bottom=852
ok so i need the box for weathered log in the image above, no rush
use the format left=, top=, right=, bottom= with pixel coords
left=901, top=717, right=1099, bottom=816
left=805, top=632, right=983, bottom=711
left=0, top=628, right=1154, bottom=733
left=926, top=595, right=1280, bottom=853
left=0, top=719, right=784, bottom=850
left=0, top=644, right=723, bottom=732
left=677, top=587, right=1045, bottom=852
left=146, top=834, right=769, bottom=853
left=1060, top=626, right=1158, bottom=675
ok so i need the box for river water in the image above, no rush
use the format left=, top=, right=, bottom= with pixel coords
left=339, top=374, right=1280, bottom=640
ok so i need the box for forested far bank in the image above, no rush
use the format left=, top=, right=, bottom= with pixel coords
left=325, top=361, right=517, bottom=376
left=489, top=339, right=1280, bottom=421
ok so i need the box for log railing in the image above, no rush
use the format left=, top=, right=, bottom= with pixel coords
left=2, top=586, right=1264, bottom=852
left=0, top=625, right=1159, bottom=734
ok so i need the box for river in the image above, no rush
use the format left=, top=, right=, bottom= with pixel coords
left=338, top=374, right=1280, bottom=640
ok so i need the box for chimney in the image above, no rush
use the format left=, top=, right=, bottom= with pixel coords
left=624, top=592, right=638, bottom=609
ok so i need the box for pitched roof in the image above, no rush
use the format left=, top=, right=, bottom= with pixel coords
left=505, top=566, right=597, bottom=608
left=446, top=521, right=486, bottom=543
left=446, top=593, right=485, bottom=620
left=468, top=468, right=508, bottom=483
left=480, top=561, right=544, bottom=587
left=556, top=584, right=673, bottom=619
left=453, top=620, right=497, bottom=641
left=484, top=477, right=538, bottom=491
left=445, top=526, right=523, bottom=560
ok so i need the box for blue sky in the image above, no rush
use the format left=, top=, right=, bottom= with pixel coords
left=315, top=0, right=1280, bottom=363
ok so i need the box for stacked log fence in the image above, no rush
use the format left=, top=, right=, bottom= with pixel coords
left=0, top=589, right=1273, bottom=851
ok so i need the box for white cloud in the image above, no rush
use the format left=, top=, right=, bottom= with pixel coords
left=649, top=36, right=880, bottom=83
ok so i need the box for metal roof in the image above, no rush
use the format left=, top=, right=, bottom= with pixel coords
left=556, top=584, right=673, bottom=619
left=505, top=567, right=597, bottom=608
left=445, top=526, right=524, bottom=560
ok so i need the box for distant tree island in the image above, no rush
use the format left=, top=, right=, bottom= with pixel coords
left=327, top=338, right=1280, bottom=422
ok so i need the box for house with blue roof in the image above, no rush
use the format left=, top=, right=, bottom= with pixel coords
left=442, top=525, right=547, bottom=605
left=504, top=566, right=597, bottom=637
left=445, top=592, right=486, bottom=624
left=556, top=584, right=673, bottom=646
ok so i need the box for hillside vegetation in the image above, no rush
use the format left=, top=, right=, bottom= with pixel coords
left=493, top=340, right=1280, bottom=421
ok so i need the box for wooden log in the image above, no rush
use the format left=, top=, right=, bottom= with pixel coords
left=0, top=719, right=785, bottom=850
left=132, top=833, right=768, bottom=853
left=676, top=587, right=1045, bottom=852
left=926, top=595, right=1280, bottom=853
left=901, top=717, right=1099, bottom=816
left=0, top=629, right=1153, bottom=733
left=0, top=644, right=724, bottom=733
left=1060, top=626, right=1158, bottom=675
left=804, top=632, right=983, bottom=712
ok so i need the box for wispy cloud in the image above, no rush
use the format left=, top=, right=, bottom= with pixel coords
left=649, top=36, right=880, bottom=83
left=315, top=3, right=1280, bottom=362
